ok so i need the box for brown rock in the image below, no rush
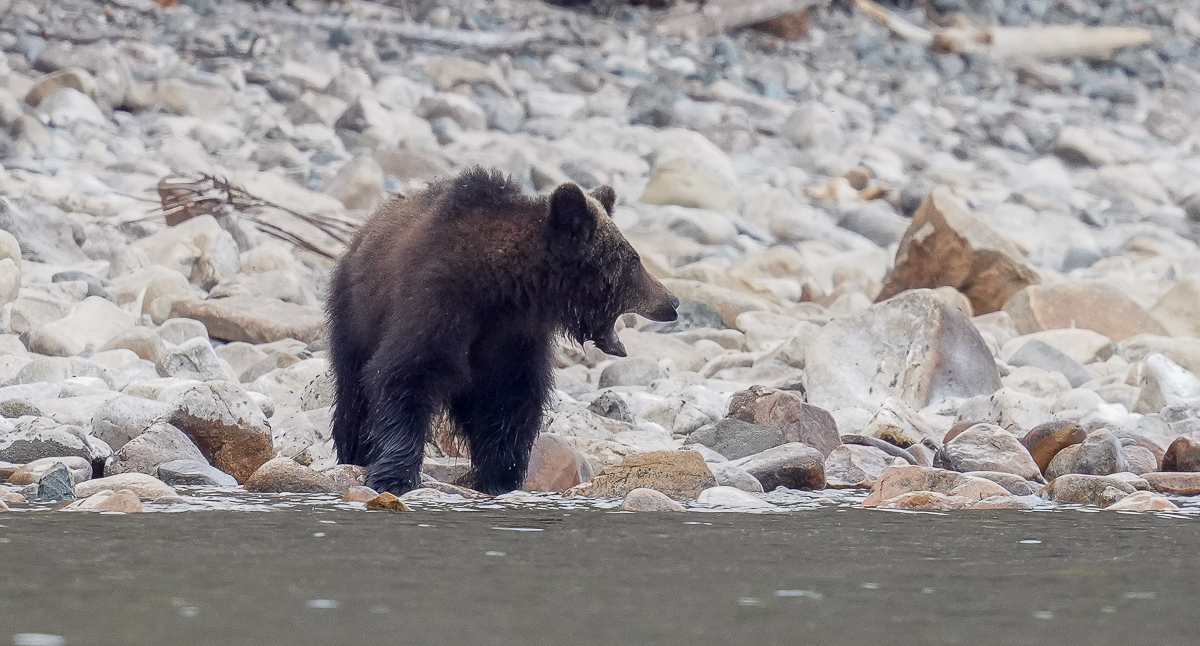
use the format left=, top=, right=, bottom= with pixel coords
left=64, top=489, right=144, bottom=513
left=169, top=296, right=325, bottom=345
left=522, top=434, right=593, bottom=492
left=342, top=485, right=378, bottom=502
left=735, top=443, right=825, bottom=491
left=862, top=465, right=1010, bottom=507
left=166, top=381, right=274, bottom=484
left=565, top=450, right=717, bottom=500
left=942, top=421, right=978, bottom=444
left=1162, top=436, right=1200, bottom=472
left=322, top=464, right=367, bottom=493
left=1003, top=282, right=1167, bottom=342
left=967, top=471, right=1040, bottom=496
left=366, top=492, right=411, bottom=511
left=1142, top=472, right=1200, bottom=496
left=0, top=489, right=26, bottom=504
left=726, top=386, right=840, bottom=457
left=75, top=473, right=177, bottom=500
left=618, top=487, right=686, bottom=512
left=244, top=457, right=340, bottom=494
left=1105, top=491, right=1178, bottom=512
left=1040, top=474, right=1135, bottom=508
left=876, top=187, right=1040, bottom=315
left=1022, top=421, right=1087, bottom=474
left=752, top=8, right=811, bottom=39
left=876, top=491, right=973, bottom=510
left=0, top=461, right=20, bottom=480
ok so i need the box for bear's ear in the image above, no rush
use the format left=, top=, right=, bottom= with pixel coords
left=549, top=182, right=596, bottom=255
left=589, top=185, right=616, bottom=216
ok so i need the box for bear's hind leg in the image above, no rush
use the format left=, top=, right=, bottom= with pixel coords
left=452, top=338, right=551, bottom=495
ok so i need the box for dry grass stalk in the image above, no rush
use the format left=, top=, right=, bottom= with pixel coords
left=153, top=174, right=359, bottom=260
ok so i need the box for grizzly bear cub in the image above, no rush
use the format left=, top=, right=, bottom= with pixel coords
left=326, top=167, right=678, bottom=495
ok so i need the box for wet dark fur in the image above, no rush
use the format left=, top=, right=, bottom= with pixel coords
left=326, top=167, right=675, bottom=495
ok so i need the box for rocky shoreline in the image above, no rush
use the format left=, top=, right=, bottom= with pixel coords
left=1, top=0, right=1200, bottom=514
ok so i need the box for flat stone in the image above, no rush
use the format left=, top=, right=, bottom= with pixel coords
left=876, top=187, right=1040, bottom=315
left=5, top=456, right=91, bottom=485
left=1162, top=436, right=1200, bottom=472
left=1003, top=282, right=1167, bottom=342
left=63, top=488, right=143, bottom=513
left=244, top=457, right=340, bottom=494
left=876, top=490, right=974, bottom=511
left=862, top=465, right=1010, bottom=507
left=697, top=486, right=777, bottom=509
left=707, top=461, right=764, bottom=492
left=26, top=297, right=137, bottom=357
left=1105, top=490, right=1178, bottom=512
left=169, top=296, right=325, bottom=345
left=805, top=290, right=1000, bottom=412
left=725, top=386, right=840, bottom=457
left=566, top=450, right=716, bottom=500
left=0, top=419, right=102, bottom=464
left=942, top=423, right=1042, bottom=480
left=75, top=473, right=177, bottom=500
left=684, top=418, right=784, bottom=461
left=734, top=443, right=825, bottom=491
left=157, top=459, right=238, bottom=487
left=618, top=487, right=686, bottom=511
left=421, top=456, right=471, bottom=484
left=1142, top=472, right=1200, bottom=496
left=1021, top=421, right=1086, bottom=474
left=1006, top=339, right=1096, bottom=388
left=1040, top=474, right=1135, bottom=508
left=522, top=434, right=593, bottom=493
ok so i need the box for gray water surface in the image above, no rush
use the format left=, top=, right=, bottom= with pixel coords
left=1, top=503, right=1196, bottom=645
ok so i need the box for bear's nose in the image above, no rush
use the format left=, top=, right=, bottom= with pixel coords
left=668, top=292, right=679, bottom=308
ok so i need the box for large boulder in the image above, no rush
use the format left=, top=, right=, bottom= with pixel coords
left=725, top=386, right=840, bottom=457
left=1162, top=436, right=1200, bottom=472
left=824, top=444, right=894, bottom=488
left=168, top=296, right=325, bottom=345
left=75, top=472, right=178, bottom=500
left=876, top=187, right=1040, bottom=315
left=1021, top=421, right=1086, bottom=474
left=103, top=422, right=206, bottom=476
left=162, top=381, right=274, bottom=483
left=805, top=290, right=1001, bottom=411
left=640, top=130, right=741, bottom=212
left=733, top=443, right=825, bottom=491
left=941, top=423, right=1042, bottom=480
left=26, top=297, right=137, bottom=357
left=243, top=457, right=340, bottom=493
left=521, top=434, right=593, bottom=492
left=565, top=450, right=716, bottom=500
left=685, top=418, right=784, bottom=460
left=862, top=464, right=1010, bottom=507
left=1040, top=474, right=1135, bottom=508
left=1003, top=282, right=1167, bottom=342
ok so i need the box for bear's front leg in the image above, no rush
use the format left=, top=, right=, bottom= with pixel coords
left=452, top=338, right=551, bottom=495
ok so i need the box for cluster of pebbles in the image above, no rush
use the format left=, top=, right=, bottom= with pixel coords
left=1, top=0, right=1200, bottom=514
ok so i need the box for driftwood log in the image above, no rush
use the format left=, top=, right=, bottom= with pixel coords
left=656, top=0, right=829, bottom=38
left=853, top=0, right=1151, bottom=61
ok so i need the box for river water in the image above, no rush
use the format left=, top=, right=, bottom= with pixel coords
left=2, top=490, right=1197, bottom=645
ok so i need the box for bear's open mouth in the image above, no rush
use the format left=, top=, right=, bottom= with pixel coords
left=591, top=325, right=626, bottom=357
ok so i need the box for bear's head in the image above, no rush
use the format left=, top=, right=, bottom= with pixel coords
left=548, top=182, right=678, bottom=357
